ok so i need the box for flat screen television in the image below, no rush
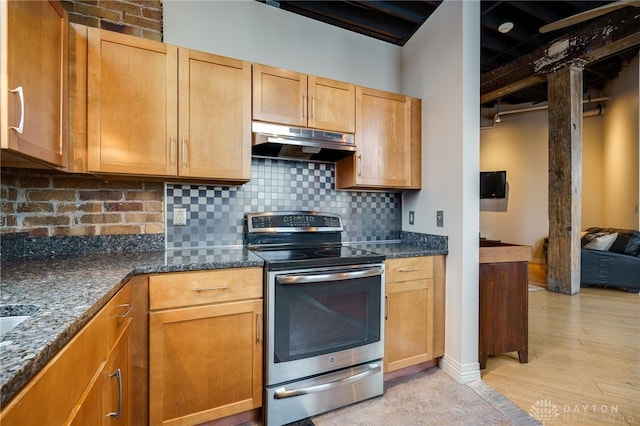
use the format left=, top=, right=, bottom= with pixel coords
left=480, top=171, right=506, bottom=199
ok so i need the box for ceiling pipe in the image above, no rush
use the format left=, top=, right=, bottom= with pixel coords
left=481, top=97, right=610, bottom=130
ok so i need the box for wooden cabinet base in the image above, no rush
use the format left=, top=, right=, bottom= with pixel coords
left=383, top=359, right=438, bottom=382
left=478, top=260, right=529, bottom=369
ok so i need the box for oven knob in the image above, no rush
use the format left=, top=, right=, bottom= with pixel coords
left=328, top=356, right=335, bottom=364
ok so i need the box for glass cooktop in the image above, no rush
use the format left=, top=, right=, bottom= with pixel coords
left=251, top=245, right=384, bottom=270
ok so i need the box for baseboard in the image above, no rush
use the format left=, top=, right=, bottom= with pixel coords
left=383, top=359, right=438, bottom=381
left=199, top=408, right=260, bottom=426
left=439, top=354, right=481, bottom=383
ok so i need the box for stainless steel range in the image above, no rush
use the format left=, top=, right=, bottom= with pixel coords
left=246, top=211, right=385, bottom=426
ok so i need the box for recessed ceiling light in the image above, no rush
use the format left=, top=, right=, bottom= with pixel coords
left=498, top=21, right=514, bottom=34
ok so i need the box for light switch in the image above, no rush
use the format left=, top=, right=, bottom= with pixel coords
left=436, top=210, right=444, bottom=227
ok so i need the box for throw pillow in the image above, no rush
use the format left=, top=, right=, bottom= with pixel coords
left=609, top=233, right=632, bottom=253
left=624, top=231, right=640, bottom=255
left=581, top=230, right=609, bottom=246
left=584, top=232, right=618, bottom=251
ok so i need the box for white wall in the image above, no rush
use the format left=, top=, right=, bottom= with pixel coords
left=163, top=0, right=402, bottom=93
left=402, top=0, right=481, bottom=383
left=479, top=110, right=605, bottom=261
left=603, top=53, right=640, bottom=228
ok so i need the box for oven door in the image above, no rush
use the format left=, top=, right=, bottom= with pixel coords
left=266, top=263, right=385, bottom=386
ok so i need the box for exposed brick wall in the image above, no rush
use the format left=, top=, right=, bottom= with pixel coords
left=60, top=0, right=163, bottom=41
left=1, top=168, right=164, bottom=237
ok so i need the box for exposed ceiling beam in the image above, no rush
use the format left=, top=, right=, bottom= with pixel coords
left=480, top=6, right=640, bottom=104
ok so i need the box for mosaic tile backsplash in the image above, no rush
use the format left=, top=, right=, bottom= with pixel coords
left=165, top=158, right=402, bottom=248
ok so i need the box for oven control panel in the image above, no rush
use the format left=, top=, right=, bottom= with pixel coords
left=247, top=211, right=343, bottom=233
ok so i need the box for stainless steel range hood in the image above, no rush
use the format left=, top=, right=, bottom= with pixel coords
left=252, top=122, right=355, bottom=162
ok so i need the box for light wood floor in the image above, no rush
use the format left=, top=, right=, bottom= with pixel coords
left=481, top=264, right=640, bottom=425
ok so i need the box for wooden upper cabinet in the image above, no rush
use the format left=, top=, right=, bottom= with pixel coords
left=307, top=76, right=355, bottom=133
left=87, top=28, right=177, bottom=176
left=336, top=86, right=413, bottom=189
left=1, top=0, right=67, bottom=168
left=252, top=64, right=306, bottom=127
left=252, top=64, right=355, bottom=133
left=408, top=97, right=422, bottom=189
left=85, top=28, right=251, bottom=182
left=178, top=49, right=251, bottom=181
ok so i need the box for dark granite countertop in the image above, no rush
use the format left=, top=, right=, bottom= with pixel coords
left=0, top=240, right=446, bottom=407
left=346, top=241, right=448, bottom=258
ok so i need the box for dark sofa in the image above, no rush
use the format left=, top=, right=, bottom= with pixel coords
left=580, top=227, right=640, bottom=293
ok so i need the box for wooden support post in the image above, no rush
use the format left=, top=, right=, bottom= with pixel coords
left=547, top=62, right=584, bottom=295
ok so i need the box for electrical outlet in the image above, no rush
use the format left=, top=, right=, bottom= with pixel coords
left=173, top=207, right=187, bottom=226
left=436, top=210, right=444, bottom=227
left=409, top=211, right=414, bottom=225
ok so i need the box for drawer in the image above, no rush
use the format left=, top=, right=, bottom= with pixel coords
left=106, top=281, right=133, bottom=350
left=149, top=268, right=263, bottom=310
left=386, top=256, right=433, bottom=282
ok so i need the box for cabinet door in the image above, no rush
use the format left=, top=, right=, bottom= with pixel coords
left=1, top=1, right=66, bottom=167
left=178, top=49, right=251, bottom=181
left=87, top=28, right=178, bottom=176
left=252, top=63, right=307, bottom=127
left=336, top=86, right=411, bottom=189
left=307, top=76, right=355, bottom=133
left=408, top=97, right=422, bottom=189
left=67, top=362, right=108, bottom=426
left=0, top=306, right=107, bottom=425
left=149, top=300, right=263, bottom=425
left=104, top=324, right=133, bottom=426
left=384, top=278, right=434, bottom=373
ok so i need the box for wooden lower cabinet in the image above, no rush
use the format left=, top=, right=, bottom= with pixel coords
left=69, top=324, right=133, bottom=426
left=384, top=256, right=445, bottom=374
left=0, top=280, right=137, bottom=426
left=148, top=269, right=263, bottom=426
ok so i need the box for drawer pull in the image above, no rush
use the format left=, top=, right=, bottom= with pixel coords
left=107, top=368, right=122, bottom=419
left=399, top=267, right=420, bottom=272
left=192, top=285, right=230, bottom=292
left=116, top=303, right=133, bottom=318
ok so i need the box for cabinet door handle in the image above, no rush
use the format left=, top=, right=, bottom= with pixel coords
left=385, top=295, right=388, bottom=320
left=181, top=138, right=188, bottom=168
left=116, top=303, right=133, bottom=318
left=311, top=95, right=315, bottom=119
left=107, top=368, right=122, bottom=419
left=169, top=137, right=176, bottom=165
left=357, top=155, right=362, bottom=176
left=192, top=285, right=230, bottom=292
left=399, top=267, right=420, bottom=272
left=302, top=95, right=307, bottom=119
left=8, top=86, right=24, bottom=134
left=256, top=312, right=262, bottom=343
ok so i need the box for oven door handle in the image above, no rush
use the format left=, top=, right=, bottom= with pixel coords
left=276, top=267, right=382, bottom=285
left=273, top=363, right=381, bottom=399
